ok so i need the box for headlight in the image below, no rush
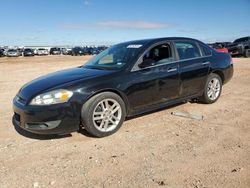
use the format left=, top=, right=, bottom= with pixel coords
left=30, top=89, right=73, bottom=105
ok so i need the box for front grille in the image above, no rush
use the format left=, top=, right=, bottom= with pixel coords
left=228, top=45, right=239, bottom=52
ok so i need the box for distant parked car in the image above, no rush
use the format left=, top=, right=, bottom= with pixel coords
left=61, top=48, right=66, bottom=55
left=220, top=42, right=232, bottom=47
left=208, top=43, right=229, bottom=53
left=91, top=47, right=100, bottom=55
left=84, top=47, right=100, bottom=55
left=228, top=36, right=250, bottom=57
left=71, top=47, right=85, bottom=56
left=50, top=47, right=61, bottom=55
left=7, top=49, right=20, bottom=57
left=17, top=48, right=24, bottom=56
left=2, top=49, right=8, bottom=56
left=0, top=49, right=5, bottom=57
left=37, top=48, right=49, bottom=56
left=95, top=46, right=108, bottom=54
left=23, top=48, right=35, bottom=57
left=61, top=48, right=72, bottom=55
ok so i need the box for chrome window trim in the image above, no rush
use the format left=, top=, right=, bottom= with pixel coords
left=131, top=40, right=175, bottom=72
left=131, top=40, right=212, bottom=72
left=131, top=54, right=212, bottom=72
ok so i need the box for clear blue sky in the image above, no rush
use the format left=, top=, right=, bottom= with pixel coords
left=0, top=0, right=249, bottom=46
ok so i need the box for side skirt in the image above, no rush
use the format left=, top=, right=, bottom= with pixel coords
left=127, top=94, right=201, bottom=118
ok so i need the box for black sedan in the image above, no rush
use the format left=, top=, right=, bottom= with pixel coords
left=23, top=48, right=35, bottom=57
left=71, top=47, right=85, bottom=56
left=50, top=47, right=61, bottom=55
left=13, top=37, right=233, bottom=137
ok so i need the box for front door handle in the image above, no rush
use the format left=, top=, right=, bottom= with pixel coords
left=167, top=67, right=178, bottom=72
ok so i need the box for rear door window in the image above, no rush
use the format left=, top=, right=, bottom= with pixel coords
left=175, top=41, right=201, bottom=60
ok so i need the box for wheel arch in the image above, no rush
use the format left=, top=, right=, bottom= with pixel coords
left=83, top=88, right=130, bottom=115
left=210, top=70, right=225, bottom=84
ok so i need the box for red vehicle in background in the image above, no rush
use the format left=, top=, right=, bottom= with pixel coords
left=208, top=42, right=230, bottom=53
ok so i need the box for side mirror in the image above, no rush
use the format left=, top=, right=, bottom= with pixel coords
left=138, top=59, right=155, bottom=69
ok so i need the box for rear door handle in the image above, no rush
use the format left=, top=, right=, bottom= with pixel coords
left=167, top=67, right=178, bottom=72
left=202, top=61, right=210, bottom=65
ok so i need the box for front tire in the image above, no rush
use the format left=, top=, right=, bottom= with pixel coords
left=81, top=92, right=126, bottom=137
left=200, top=73, right=222, bottom=104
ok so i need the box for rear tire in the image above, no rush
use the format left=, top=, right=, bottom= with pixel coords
left=200, top=73, right=222, bottom=104
left=81, top=92, right=126, bottom=137
left=244, top=49, right=250, bottom=58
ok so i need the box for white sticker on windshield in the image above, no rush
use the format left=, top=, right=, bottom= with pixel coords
left=127, top=44, right=142, bottom=48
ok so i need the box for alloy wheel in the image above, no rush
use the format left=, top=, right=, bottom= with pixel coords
left=207, top=78, right=221, bottom=101
left=92, top=99, right=122, bottom=132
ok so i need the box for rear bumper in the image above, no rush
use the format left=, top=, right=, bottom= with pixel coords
left=223, top=64, right=234, bottom=84
left=12, top=98, right=80, bottom=135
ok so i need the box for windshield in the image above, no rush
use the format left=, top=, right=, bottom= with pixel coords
left=83, top=43, right=143, bottom=70
left=51, top=48, right=59, bottom=50
left=74, top=47, right=82, bottom=50
left=8, top=49, right=16, bottom=52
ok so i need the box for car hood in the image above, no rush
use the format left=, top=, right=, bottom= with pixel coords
left=18, top=67, right=113, bottom=101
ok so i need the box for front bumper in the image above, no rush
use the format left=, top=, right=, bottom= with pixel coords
left=52, top=52, right=61, bottom=55
left=228, top=46, right=243, bottom=56
left=24, top=53, right=34, bottom=56
left=12, top=98, right=80, bottom=135
left=7, top=54, right=19, bottom=57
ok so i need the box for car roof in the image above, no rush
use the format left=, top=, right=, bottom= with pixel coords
left=119, top=37, right=202, bottom=47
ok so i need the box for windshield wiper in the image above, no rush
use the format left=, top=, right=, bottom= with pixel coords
left=84, top=65, right=110, bottom=70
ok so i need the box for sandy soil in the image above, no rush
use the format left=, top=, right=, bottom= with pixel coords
left=0, top=56, right=249, bottom=188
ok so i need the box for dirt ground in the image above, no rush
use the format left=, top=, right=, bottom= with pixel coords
left=0, top=56, right=249, bottom=188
